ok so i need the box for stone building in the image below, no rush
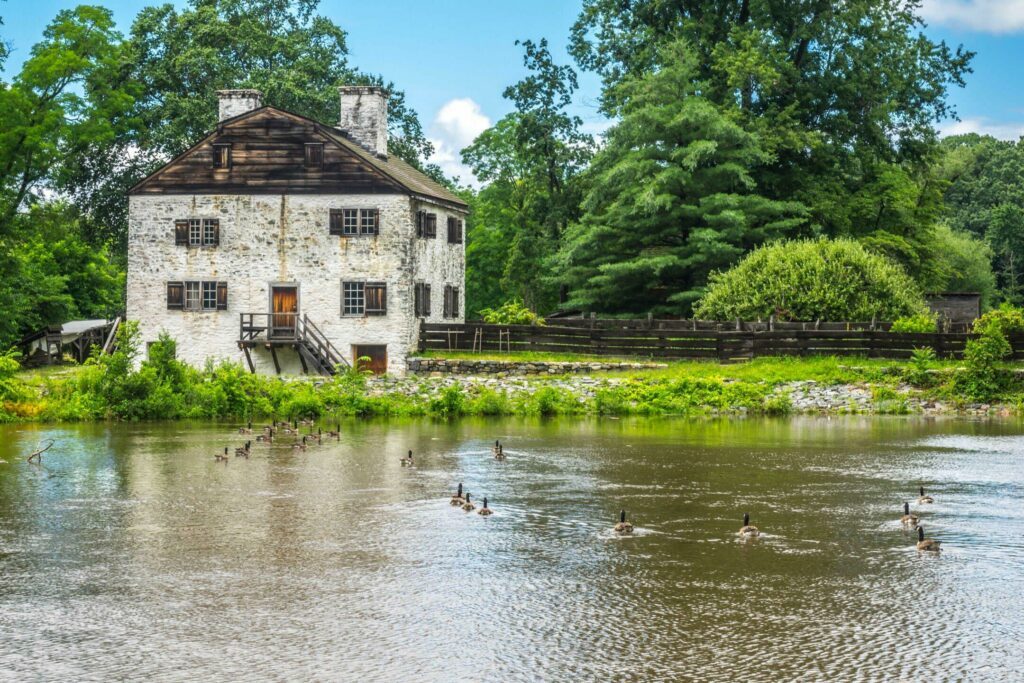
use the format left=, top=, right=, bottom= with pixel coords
left=127, top=87, right=467, bottom=375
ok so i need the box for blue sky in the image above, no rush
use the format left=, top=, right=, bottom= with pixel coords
left=3, top=0, right=1024, bottom=180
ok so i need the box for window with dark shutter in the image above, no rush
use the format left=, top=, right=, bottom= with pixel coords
left=329, top=209, right=344, bottom=236
left=424, top=213, right=437, bottom=238
left=175, top=220, right=189, bottom=246
left=365, top=283, right=387, bottom=315
left=414, top=283, right=431, bottom=317
left=167, top=282, right=184, bottom=309
left=443, top=285, right=460, bottom=318
left=416, top=210, right=425, bottom=237
left=447, top=217, right=463, bottom=243
left=304, top=143, right=324, bottom=168
left=216, top=282, right=228, bottom=310
left=212, top=144, right=231, bottom=169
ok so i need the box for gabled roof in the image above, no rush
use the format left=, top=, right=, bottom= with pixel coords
left=130, top=105, right=468, bottom=210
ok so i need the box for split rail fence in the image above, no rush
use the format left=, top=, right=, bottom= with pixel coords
left=419, top=319, right=1024, bottom=362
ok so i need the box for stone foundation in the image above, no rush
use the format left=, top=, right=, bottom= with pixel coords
left=406, top=357, right=667, bottom=376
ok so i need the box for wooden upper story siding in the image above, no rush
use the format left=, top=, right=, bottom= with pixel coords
left=130, top=108, right=407, bottom=196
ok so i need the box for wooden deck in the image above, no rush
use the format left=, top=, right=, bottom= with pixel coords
left=238, top=313, right=348, bottom=375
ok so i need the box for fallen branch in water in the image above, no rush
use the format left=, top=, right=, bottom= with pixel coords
left=26, top=439, right=54, bottom=463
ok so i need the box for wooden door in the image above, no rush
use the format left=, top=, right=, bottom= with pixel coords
left=271, top=286, right=297, bottom=338
left=353, top=345, right=387, bottom=374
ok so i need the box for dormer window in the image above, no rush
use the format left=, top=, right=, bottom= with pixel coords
left=212, top=143, right=232, bottom=169
left=304, top=143, right=324, bottom=168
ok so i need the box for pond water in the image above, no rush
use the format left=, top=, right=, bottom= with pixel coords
left=1, top=417, right=1023, bottom=681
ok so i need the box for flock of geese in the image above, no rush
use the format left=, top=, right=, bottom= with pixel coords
left=219, top=425, right=944, bottom=549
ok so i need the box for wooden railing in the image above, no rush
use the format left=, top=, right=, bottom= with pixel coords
left=239, top=313, right=349, bottom=373
left=420, top=322, right=1024, bottom=361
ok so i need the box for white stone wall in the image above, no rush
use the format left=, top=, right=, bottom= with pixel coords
left=411, top=200, right=467, bottom=325
left=126, top=193, right=464, bottom=375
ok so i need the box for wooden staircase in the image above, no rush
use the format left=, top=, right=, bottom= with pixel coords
left=295, top=315, right=348, bottom=375
left=238, top=313, right=349, bottom=376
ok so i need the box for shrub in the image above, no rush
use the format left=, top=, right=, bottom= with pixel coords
left=956, top=328, right=1012, bottom=400
left=890, top=313, right=938, bottom=333
left=905, top=347, right=937, bottom=387
left=972, top=304, right=1024, bottom=337
left=430, top=383, right=466, bottom=418
left=694, top=238, right=927, bottom=321
left=478, top=299, right=545, bottom=325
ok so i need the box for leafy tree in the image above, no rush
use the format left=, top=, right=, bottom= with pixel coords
left=928, top=223, right=996, bottom=309
left=0, top=5, right=134, bottom=231
left=559, top=41, right=806, bottom=315
left=569, top=0, right=973, bottom=258
left=938, top=135, right=1024, bottom=304
left=462, top=39, right=594, bottom=315
left=694, top=238, right=928, bottom=321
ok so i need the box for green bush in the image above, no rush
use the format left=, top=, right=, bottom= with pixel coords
left=956, top=328, right=1012, bottom=401
left=478, top=299, right=545, bottom=325
left=905, top=347, right=937, bottom=387
left=890, top=313, right=938, bottom=333
left=694, top=238, right=927, bottom=321
left=973, top=304, right=1024, bottom=337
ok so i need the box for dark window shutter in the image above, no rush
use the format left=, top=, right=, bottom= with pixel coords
left=452, top=288, right=460, bottom=318
left=216, top=282, right=228, bottom=310
left=365, top=283, right=386, bottom=315
left=167, top=282, right=184, bottom=309
left=416, top=211, right=424, bottom=237
left=456, top=219, right=463, bottom=244
left=329, top=209, right=343, bottom=236
left=175, top=220, right=189, bottom=246
left=424, top=284, right=431, bottom=317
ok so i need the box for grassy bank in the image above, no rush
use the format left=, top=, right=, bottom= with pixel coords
left=3, top=324, right=1023, bottom=423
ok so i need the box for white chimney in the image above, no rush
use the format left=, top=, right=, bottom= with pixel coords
left=339, top=86, right=388, bottom=157
left=217, top=89, right=263, bottom=122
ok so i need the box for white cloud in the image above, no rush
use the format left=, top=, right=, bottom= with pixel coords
left=426, top=98, right=491, bottom=185
left=921, top=0, right=1024, bottom=33
left=938, top=116, right=1024, bottom=139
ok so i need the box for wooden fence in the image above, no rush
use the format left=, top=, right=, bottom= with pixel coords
left=419, top=321, right=1024, bottom=362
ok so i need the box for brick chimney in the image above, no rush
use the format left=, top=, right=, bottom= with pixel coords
left=217, top=89, right=263, bottom=122
left=338, top=86, right=388, bottom=157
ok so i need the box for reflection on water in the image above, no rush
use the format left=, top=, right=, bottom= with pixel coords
left=1, top=417, right=1023, bottom=681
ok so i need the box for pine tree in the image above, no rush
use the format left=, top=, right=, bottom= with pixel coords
left=560, top=41, right=805, bottom=315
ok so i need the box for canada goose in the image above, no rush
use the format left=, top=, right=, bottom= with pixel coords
left=293, top=436, right=307, bottom=451
left=326, top=424, right=341, bottom=439
left=400, top=450, right=414, bottom=467
left=215, top=447, right=229, bottom=462
left=238, top=421, right=253, bottom=435
left=462, top=493, right=476, bottom=512
left=235, top=441, right=251, bottom=457
left=492, top=440, right=501, bottom=454
left=257, top=428, right=274, bottom=443
left=614, top=510, right=634, bottom=534
left=450, top=483, right=465, bottom=506
left=478, top=497, right=493, bottom=516
left=300, top=417, right=314, bottom=427
left=916, top=525, right=941, bottom=552
left=315, top=427, right=323, bottom=444
left=917, top=487, right=934, bottom=504
left=738, top=513, right=760, bottom=538
left=494, top=444, right=506, bottom=461
left=900, top=502, right=919, bottom=528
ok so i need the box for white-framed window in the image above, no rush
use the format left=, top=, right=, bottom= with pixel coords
left=184, top=281, right=201, bottom=311
left=343, top=281, right=364, bottom=315
left=329, top=208, right=379, bottom=236
left=176, top=219, right=219, bottom=247
left=342, top=281, right=386, bottom=316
